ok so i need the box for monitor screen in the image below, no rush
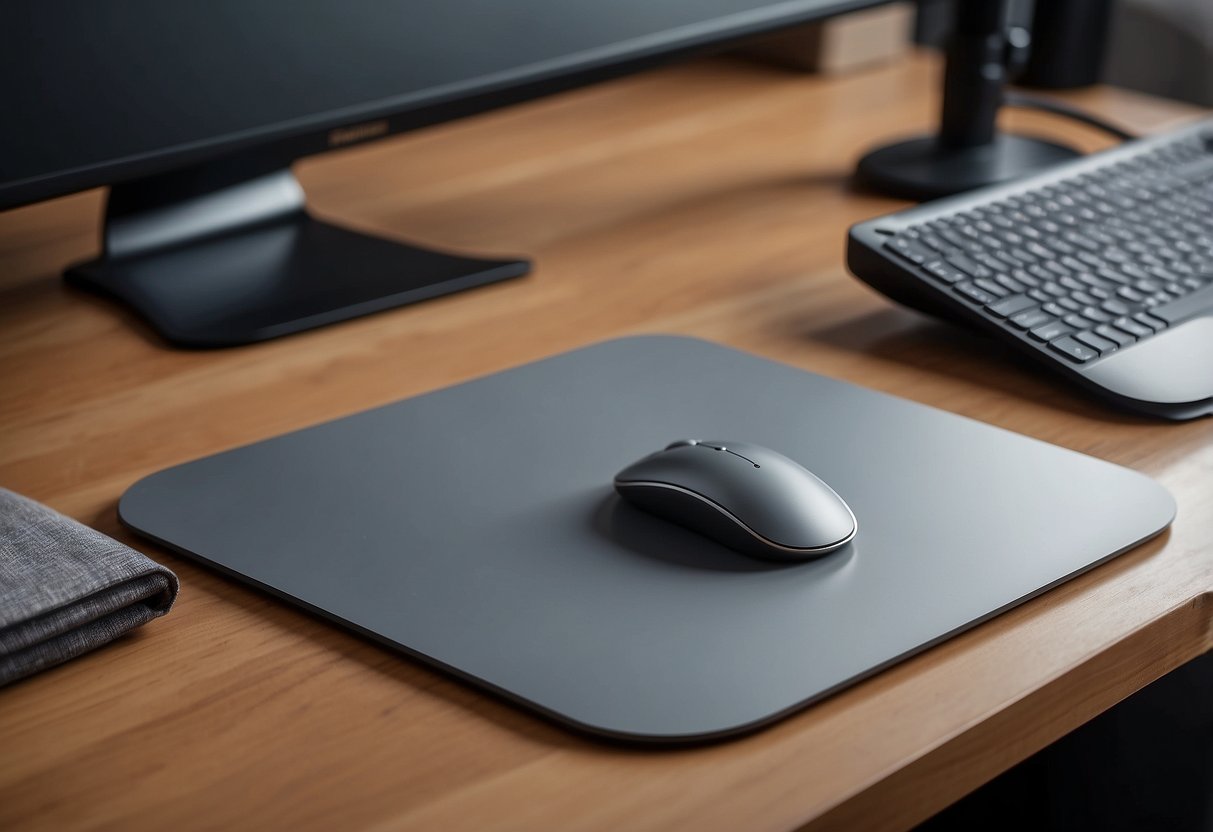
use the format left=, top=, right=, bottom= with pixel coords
left=2, top=0, right=878, bottom=209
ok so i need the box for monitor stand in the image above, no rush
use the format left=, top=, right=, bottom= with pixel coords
left=66, top=157, right=529, bottom=348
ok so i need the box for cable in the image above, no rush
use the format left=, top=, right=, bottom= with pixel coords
left=1003, top=91, right=1139, bottom=143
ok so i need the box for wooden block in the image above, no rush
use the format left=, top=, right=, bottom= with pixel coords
left=740, top=2, right=915, bottom=74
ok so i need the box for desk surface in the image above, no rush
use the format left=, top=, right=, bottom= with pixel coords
left=1, top=52, right=1210, bottom=831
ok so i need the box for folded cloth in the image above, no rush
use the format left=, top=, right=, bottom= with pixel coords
left=0, top=487, right=178, bottom=686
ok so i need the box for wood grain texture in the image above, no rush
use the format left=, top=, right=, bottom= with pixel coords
left=1, top=52, right=1210, bottom=831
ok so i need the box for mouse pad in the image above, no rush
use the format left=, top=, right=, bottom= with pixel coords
left=120, top=336, right=1175, bottom=742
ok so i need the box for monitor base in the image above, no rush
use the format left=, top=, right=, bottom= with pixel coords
left=854, top=133, right=1081, bottom=202
left=67, top=214, right=529, bottom=348
left=65, top=164, right=529, bottom=348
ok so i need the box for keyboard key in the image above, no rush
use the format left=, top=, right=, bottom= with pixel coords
left=975, top=252, right=1008, bottom=273
left=1137, top=311, right=1168, bottom=330
left=1029, top=320, right=1074, bottom=342
left=919, top=233, right=952, bottom=253
left=1010, top=308, right=1055, bottom=330
left=1049, top=337, right=1099, bottom=363
left=1010, top=268, right=1039, bottom=288
left=994, top=250, right=1024, bottom=270
left=975, top=278, right=1009, bottom=298
left=1111, top=316, right=1153, bottom=338
left=924, top=261, right=967, bottom=284
left=1077, top=273, right=1115, bottom=291
left=955, top=282, right=996, bottom=305
left=986, top=294, right=1037, bottom=318
left=1094, top=324, right=1135, bottom=348
left=1130, top=312, right=1163, bottom=333
left=994, top=273, right=1026, bottom=293
left=937, top=227, right=977, bottom=251
left=1063, top=230, right=1102, bottom=251
left=1077, top=252, right=1105, bottom=270
left=1063, top=313, right=1100, bottom=330
left=885, top=237, right=935, bottom=265
left=946, top=253, right=993, bottom=280
left=1026, top=241, right=1053, bottom=260
left=1073, top=330, right=1118, bottom=355
left=1029, top=264, right=1055, bottom=283
left=1079, top=306, right=1113, bottom=323
left=1121, top=264, right=1150, bottom=282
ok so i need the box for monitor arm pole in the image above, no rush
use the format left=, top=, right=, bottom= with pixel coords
left=854, top=0, right=1081, bottom=201
left=939, top=0, right=1009, bottom=149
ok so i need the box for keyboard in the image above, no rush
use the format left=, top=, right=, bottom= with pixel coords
left=848, top=117, right=1213, bottom=420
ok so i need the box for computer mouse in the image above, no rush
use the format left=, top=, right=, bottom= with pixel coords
left=613, top=439, right=856, bottom=562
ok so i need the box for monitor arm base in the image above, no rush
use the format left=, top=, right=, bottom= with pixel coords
left=66, top=164, right=529, bottom=348
left=854, top=133, right=1081, bottom=202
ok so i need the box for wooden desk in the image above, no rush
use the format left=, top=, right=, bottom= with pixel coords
left=1, top=53, right=1210, bottom=831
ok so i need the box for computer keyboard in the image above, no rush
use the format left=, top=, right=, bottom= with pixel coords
left=848, top=117, right=1213, bottom=420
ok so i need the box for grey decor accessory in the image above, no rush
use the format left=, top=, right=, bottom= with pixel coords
left=0, top=488, right=178, bottom=686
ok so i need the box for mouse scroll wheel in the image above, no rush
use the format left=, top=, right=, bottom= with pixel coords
left=666, top=439, right=728, bottom=451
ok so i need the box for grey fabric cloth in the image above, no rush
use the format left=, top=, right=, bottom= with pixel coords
left=0, top=487, right=178, bottom=685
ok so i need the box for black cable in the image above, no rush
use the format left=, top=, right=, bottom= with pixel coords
left=1003, top=91, right=1139, bottom=143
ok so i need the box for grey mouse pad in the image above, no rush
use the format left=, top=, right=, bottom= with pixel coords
left=120, top=336, right=1175, bottom=742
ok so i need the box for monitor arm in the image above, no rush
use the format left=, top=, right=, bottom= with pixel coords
left=853, top=0, right=1081, bottom=201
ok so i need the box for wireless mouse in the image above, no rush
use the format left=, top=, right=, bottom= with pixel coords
left=613, top=439, right=857, bottom=562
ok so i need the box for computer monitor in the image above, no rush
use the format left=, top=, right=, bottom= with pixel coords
left=2, top=0, right=886, bottom=347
